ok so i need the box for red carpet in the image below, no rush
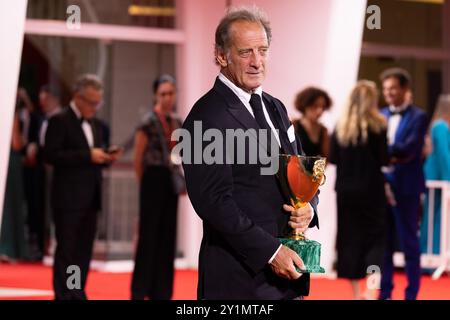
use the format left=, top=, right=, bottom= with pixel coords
left=0, top=263, right=449, bottom=300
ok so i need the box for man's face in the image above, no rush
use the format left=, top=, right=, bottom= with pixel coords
left=73, top=86, right=103, bottom=119
left=382, top=77, right=408, bottom=107
left=217, top=21, right=269, bottom=92
left=39, top=91, right=58, bottom=114
left=39, top=91, right=50, bottom=113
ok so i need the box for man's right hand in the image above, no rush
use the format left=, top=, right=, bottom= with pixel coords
left=269, top=245, right=305, bottom=280
left=90, top=148, right=112, bottom=164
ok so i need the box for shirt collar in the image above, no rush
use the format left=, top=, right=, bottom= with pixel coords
left=389, top=102, right=409, bottom=114
left=70, top=101, right=82, bottom=119
left=218, top=73, right=263, bottom=103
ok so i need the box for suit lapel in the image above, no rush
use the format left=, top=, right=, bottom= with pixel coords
left=214, top=78, right=259, bottom=131
left=262, top=93, right=297, bottom=155
left=213, top=78, right=297, bottom=155
left=395, top=106, right=412, bottom=143
left=213, top=79, right=268, bottom=153
left=68, top=107, right=90, bottom=149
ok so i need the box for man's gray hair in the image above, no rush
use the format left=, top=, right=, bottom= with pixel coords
left=215, top=5, right=272, bottom=55
left=73, top=74, right=103, bottom=94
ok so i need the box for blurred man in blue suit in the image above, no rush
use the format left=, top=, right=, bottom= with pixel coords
left=379, top=68, right=427, bottom=300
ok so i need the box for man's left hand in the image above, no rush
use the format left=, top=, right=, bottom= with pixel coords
left=283, top=203, right=314, bottom=233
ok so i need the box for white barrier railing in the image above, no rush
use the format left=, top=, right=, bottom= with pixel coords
left=422, top=180, right=450, bottom=279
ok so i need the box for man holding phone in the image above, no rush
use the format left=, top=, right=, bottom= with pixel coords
left=44, top=74, right=121, bottom=299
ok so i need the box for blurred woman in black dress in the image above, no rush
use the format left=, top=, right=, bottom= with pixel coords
left=131, top=75, right=182, bottom=300
left=329, top=80, right=388, bottom=300
left=0, top=94, right=29, bottom=262
left=292, top=87, right=332, bottom=157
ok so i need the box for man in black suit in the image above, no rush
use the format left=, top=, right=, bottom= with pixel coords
left=44, top=74, right=119, bottom=300
left=182, top=7, right=319, bottom=299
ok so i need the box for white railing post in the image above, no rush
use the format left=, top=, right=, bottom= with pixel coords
left=426, top=180, right=450, bottom=280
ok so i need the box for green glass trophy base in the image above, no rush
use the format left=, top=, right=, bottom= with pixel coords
left=279, top=237, right=325, bottom=273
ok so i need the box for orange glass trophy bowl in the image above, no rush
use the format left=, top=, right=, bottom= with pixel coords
left=277, top=155, right=326, bottom=273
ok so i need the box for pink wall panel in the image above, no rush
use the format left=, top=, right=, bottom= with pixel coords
left=177, top=0, right=368, bottom=272
left=0, top=0, right=28, bottom=231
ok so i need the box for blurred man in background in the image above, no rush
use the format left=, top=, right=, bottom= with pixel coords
left=379, top=68, right=427, bottom=300
left=36, top=85, right=63, bottom=259
left=16, top=87, right=45, bottom=261
left=44, top=74, right=120, bottom=300
left=39, top=85, right=63, bottom=148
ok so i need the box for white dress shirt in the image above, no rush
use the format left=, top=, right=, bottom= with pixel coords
left=387, top=103, right=409, bottom=146
left=70, top=101, right=94, bottom=148
left=218, top=73, right=281, bottom=147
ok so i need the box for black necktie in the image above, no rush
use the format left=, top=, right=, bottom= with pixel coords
left=249, top=94, right=277, bottom=154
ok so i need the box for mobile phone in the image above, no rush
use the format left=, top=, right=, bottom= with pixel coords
left=107, top=146, right=122, bottom=155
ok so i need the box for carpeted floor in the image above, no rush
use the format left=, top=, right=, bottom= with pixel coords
left=0, top=263, right=449, bottom=300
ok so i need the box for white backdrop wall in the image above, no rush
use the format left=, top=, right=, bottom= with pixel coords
left=176, top=0, right=368, bottom=272
left=175, top=0, right=229, bottom=267
left=0, top=0, right=28, bottom=232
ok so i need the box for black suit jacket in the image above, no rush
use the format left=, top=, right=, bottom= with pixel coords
left=44, top=107, right=105, bottom=212
left=182, top=78, right=319, bottom=300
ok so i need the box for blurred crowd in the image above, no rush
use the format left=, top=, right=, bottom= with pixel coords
left=1, top=67, right=449, bottom=300
left=293, top=68, right=450, bottom=300
left=0, top=74, right=182, bottom=300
